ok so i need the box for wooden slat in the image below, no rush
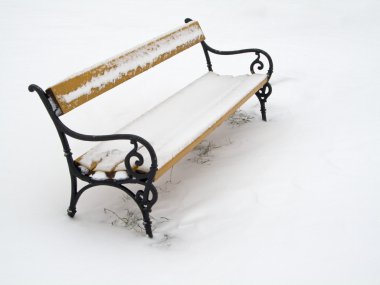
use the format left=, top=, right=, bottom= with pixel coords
left=48, top=21, right=205, bottom=114
left=154, top=77, right=268, bottom=180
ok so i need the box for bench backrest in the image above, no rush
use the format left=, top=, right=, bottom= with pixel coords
left=47, top=21, right=205, bottom=115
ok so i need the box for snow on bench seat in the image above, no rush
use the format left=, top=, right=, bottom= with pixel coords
left=75, top=72, right=268, bottom=180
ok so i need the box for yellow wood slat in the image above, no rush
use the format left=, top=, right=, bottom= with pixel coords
left=48, top=21, right=205, bottom=114
left=154, top=77, right=269, bottom=180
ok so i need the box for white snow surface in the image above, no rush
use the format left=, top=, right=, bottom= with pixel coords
left=1, top=1, right=380, bottom=285
left=77, top=72, right=266, bottom=173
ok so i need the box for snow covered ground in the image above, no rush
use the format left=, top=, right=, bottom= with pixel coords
left=1, top=0, right=379, bottom=284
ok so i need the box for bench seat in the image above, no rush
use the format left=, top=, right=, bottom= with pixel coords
left=75, top=71, right=268, bottom=180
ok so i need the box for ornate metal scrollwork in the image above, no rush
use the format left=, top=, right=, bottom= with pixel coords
left=249, top=50, right=273, bottom=78
left=256, top=82, right=272, bottom=101
left=135, top=182, right=158, bottom=208
left=124, top=138, right=158, bottom=182
left=250, top=52, right=264, bottom=74
left=135, top=182, right=158, bottom=238
left=255, top=82, right=272, bottom=121
left=125, top=140, right=146, bottom=180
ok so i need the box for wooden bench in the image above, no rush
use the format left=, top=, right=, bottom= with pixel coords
left=28, top=18, right=273, bottom=237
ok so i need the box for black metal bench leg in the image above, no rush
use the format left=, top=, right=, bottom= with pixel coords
left=135, top=181, right=158, bottom=238
left=67, top=174, right=78, bottom=217
left=142, top=208, right=153, bottom=238
left=258, top=98, right=267, bottom=121
left=255, top=82, right=272, bottom=121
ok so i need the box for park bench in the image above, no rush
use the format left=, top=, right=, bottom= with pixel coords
left=28, top=18, right=273, bottom=238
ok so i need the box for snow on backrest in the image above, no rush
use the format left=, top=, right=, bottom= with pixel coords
left=47, top=21, right=205, bottom=115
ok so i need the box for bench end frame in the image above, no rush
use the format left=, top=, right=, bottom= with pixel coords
left=28, top=84, right=159, bottom=238
left=185, top=18, right=273, bottom=121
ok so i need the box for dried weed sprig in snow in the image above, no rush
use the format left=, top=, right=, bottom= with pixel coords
left=190, top=140, right=221, bottom=164
left=228, top=110, right=254, bottom=127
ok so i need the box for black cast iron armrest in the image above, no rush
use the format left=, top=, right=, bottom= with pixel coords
left=28, top=84, right=157, bottom=182
left=61, top=125, right=158, bottom=182
left=183, top=18, right=273, bottom=78
left=201, top=41, right=273, bottom=78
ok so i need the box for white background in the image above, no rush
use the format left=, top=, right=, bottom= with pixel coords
left=1, top=0, right=379, bottom=284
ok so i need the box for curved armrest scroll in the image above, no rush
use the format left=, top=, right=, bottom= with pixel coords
left=202, top=42, right=273, bottom=78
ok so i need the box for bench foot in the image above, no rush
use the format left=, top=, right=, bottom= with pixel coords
left=256, top=82, right=272, bottom=121
left=68, top=174, right=78, bottom=218
left=258, top=98, right=267, bottom=121
left=142, top=209, right=153, bottom=238
left=67, top=207, right=77, bottom=218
